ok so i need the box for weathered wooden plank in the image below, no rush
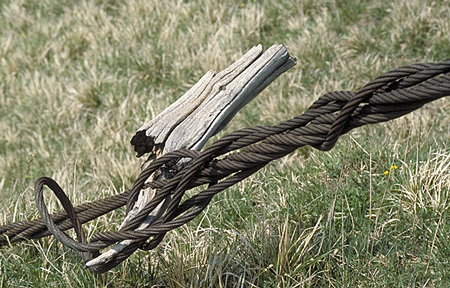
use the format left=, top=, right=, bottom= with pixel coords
left=130, top=44, right=296, bottom=157
left=85, top=44, right=296, bottom=269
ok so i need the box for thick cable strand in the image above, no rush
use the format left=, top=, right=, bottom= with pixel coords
left=0, top=60, right=449, bottom=273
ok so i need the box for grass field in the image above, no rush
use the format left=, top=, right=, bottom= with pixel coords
left=1, top=0, right=450, bottom=287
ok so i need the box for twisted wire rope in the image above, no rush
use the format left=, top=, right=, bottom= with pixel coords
left=1, top=59, right=449, bottom=273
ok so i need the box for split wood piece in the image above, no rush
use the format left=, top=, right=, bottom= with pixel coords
left=131, top=44, right=297, bottom=158
left=85, top=44, right=296, bottom=269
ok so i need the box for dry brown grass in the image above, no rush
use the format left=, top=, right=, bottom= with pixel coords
left=1, top=0, right=449, bottom=287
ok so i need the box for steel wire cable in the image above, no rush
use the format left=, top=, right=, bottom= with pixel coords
left=0, top=59, right=449, bottom=273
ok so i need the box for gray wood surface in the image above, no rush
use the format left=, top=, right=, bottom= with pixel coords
left=85, top=44, right=296, bottom=269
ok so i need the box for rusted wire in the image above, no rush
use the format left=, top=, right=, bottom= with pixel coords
left=1, top=59, right=449, bottom=273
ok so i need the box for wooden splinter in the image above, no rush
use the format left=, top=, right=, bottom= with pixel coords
left=85, top=44, right=296, bottom=269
